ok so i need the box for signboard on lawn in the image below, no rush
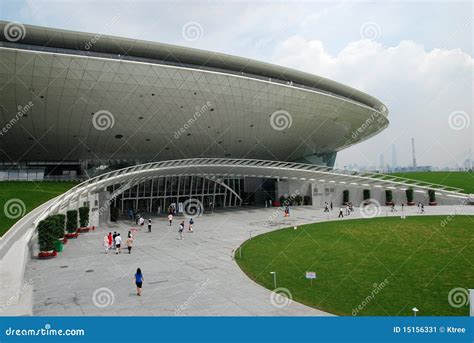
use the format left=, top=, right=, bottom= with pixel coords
left=306, top=272, right=316, bottom=279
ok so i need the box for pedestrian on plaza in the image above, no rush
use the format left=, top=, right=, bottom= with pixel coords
left=134, top=268, right=144, bottom=296
left=103, top=234, right=110, bottom=254
left=168, top=213, right=173, bottom=226
left=148, top=219, right=152, bottom=233
left=338, top=208, right=344, bottom=218
left=330, top=201, right=333, bottom=211
left=188, top=218, right=194, bottom=232
left=112, top=231, right=117, bottom=249
left=126, top=235, right=134, bottom=254
left=421, top=203, right=425, bottom=214
left=115, top=233, right=122, bottom=254
left=177, top=221, right=185, bottom=240
left=139, top=216, right=145, bottom=228
left=107, top=232, right=113, bottom=249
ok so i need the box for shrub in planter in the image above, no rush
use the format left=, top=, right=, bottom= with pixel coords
left=50, top=214, right=65, bottom=240
left=65, top=210, right=79, bottom=238
left=385, top=190, right=394, bottom=205
left=78, top=206, right=90, bottom=228
left=110, top=207, right=120, bottom=222
left=303, top=195, right=311, bottom=205
left=342, top=190, right=349, bottom=205
left=428, top=189, right=437, bottom=205
left=363, top=189, right=371, bottom=204
left=37, top=218, right=56, bottom=258
left=406, top=188, right=415, bottom=205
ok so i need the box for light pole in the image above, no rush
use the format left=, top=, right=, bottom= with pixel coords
left=412, top=307, right=419, bottom=317
left=270, top=271, right=277, bottom=289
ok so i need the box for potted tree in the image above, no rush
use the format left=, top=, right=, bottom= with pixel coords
left=385, top=190, right=394, bottom=206
left=342, top=190, right=349, bottom=205
left=363, top=189, right=371, bottom=205
left=50, top=214, right=66, bottom=251
left=37, top=218, right=57, bottom=259
left=428, top=189, right=437, bottom=206
left=303, top=195, right=311, bottom=205
left=55, top=213, right=67, bottom=244
left=405, top=188, right=415, bottom=205
left=77, top=206, right=92, bottom=233
left=65, top=210, right=79, bottom=239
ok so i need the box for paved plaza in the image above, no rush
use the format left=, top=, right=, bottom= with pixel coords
left=26, top=205, right=473, bottom=316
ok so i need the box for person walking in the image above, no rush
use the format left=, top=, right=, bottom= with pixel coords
left=134, top=268, right=144, bottom=296
left=338, top=208, right=344, bottom=218
left=126, top=235, right=134, bottom=254
left=168, top=213, right=173, bottom=226
left=421, top=203, right=425, bottom=214
left=177, top=221, right=185, bottom=240
left=112, top=231, right=117, bottom=250
left=330, top=201, right=333, bottom=211
left=103, top=234, right=110, bottom=254
left=147, top=219, right=152, bottom=233
left=115, top=233, right=122, bottom=254
left=188, top=218, right=194, bottom=232
left=107, top=232, right=113, bottom=249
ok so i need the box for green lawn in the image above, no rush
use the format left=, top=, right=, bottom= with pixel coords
left=236, top=216, right=474, bottom=316
left=390, top=171, right=474, bottom=194
left=0, top=181, right=78, bottom=236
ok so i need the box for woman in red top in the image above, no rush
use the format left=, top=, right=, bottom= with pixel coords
left=107, top=232, right=113, bottom=247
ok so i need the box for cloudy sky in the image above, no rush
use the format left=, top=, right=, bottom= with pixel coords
left=1, top=0, right=472, bottom=169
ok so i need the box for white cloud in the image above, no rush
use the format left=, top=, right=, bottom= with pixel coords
left=273, top=36, right=473, bottom=168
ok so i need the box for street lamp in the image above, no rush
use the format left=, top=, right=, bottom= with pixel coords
left=270, top=271, right=277, bottom=289
left=412, top=307, right=419, bottom=317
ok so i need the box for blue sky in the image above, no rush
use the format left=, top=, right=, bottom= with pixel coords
left=1, top=0, right=472, bottom=168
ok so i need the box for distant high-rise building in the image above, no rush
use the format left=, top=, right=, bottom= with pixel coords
left=379, top=154, right=385, bottom=171
left=391, top=144, right=398, bottom=168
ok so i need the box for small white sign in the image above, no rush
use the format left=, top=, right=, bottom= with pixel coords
left=306, top=271, right=317, bottom=279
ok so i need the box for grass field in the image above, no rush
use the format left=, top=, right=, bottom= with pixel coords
left=390, top=171, right=474, bottom=194
left=236, top=216, right=474, bottom=316
left=0, top=181, right=78, bottom=236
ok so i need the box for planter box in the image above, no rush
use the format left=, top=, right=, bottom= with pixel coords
left=76, top=227, right=90, bottom=233
left=38, top=250, right=57, bottom=259
left=59, top=237, right=68, bottom=245
left=65, top=232, right=79, bottom=239
left=407, top=202, right=416, bottom=206
left=429, top=202, right=437, bottom=206
left=385, top=201, right=394, bottom=206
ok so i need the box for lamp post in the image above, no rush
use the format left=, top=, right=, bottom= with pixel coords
left=412, top=307, right=419, bottom=317
left=270, top=271, right=277, bottom=289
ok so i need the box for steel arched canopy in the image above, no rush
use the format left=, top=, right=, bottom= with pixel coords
left=35, top=158, right=467, bottom=223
